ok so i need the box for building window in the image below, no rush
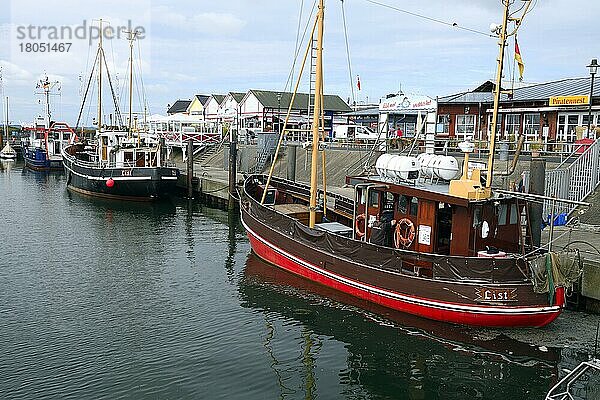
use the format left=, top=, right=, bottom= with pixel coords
left=558, top=114, right=579, bottom=143
left=437, top=114, right=450, bottom=135
left=487, top=114, right=503, bottom=138
left=505, top=114, right=520, bottom=139
left=455, top=114, right=475, bottom=139
left=523, top=113, right=541, bottom=144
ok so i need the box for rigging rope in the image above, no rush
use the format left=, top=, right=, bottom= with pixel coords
left=362, top=0, right=493, bottom=38
left=101, top=50, right=124, bottom=127
left=340, top=0, right=355, bottom=106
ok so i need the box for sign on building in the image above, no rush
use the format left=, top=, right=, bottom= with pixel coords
left=548, top=95, right=589, bottom=106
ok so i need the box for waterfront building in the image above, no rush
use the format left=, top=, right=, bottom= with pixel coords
left=204, top=94, right=226, bottom=121
left=437, top=77, right=600, bottom=152
left=166, top=99, right=192, bottom=116
left=237, top=89, right=351, bottom=141
left=188, top=94, right=210, bottom=117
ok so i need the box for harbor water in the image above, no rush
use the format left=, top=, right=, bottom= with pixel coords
left=0, top=160, right=596, bottom=399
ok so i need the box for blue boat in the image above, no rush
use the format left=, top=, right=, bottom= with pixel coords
left=21, top=76, right=74, bottom=172
left=22, top=120, right=74, bottom=171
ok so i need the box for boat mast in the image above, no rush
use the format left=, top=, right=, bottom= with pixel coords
left=308, top=0, right=325, bottom=228
left=485, top=1, right=510, bottom=189
left=486, top=0, right=531, bottom=188
left=97, top=18, right=103, bottom=132
left=127, top=30, right=137, bottom=139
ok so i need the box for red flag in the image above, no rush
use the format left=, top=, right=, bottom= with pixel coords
left=357, top=75, right=361, bottom=91
left=515, top=37, right=524, bottom=81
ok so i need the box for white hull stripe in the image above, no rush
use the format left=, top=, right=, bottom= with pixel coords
left=241, top=214, right=560, bottom=316
left=160, top=176, right=178, bottom=180
left=65, top=164, right=153, bottom=181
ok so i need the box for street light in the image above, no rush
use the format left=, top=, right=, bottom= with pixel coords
left=586, top=58, right=598, bottom=137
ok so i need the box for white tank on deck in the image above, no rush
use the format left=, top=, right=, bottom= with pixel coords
left=416, top=154, right=460, bottom=181
left=375, top=154, right=420, bottom=181
left=375, top=153, right=395, bottom=177
left=432, top=155, right=460, bottom=180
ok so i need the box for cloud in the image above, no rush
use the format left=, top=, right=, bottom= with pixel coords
left=152, top=6, right=245, bottom=36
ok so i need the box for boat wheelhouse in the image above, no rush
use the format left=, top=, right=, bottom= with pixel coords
left=22, top=117, right=74, bottom=170
left=63, top=130, right=178, bottom=200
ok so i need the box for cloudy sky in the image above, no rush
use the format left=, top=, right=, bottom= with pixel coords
left=0, top=0, right=598, bottom=125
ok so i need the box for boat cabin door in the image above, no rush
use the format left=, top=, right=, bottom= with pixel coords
left=415, top=199, right=435, bottom=254
left=101, top=136, right=108, bottom=161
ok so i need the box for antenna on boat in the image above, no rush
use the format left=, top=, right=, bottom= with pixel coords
left=125, top=29, right=140, bottom=141
left=449, top=0, right=532, bottom=200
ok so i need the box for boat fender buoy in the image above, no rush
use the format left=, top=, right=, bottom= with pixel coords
left=394, top=218, right=415, bottom=248
left=355, top=213, right=366, bottom=238
left=106, top=178, right=115, bottom=188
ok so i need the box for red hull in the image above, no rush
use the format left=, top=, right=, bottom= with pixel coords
left=243, top=220, right=564, bottom=328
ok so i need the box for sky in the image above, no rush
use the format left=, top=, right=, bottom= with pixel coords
left=0, top=0, right=599, bottom=125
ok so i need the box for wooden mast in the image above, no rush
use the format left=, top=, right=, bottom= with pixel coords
left=485, top=0, right=510, bottom=189
left=97, top=18, right=103, bottom=133
left=308, top=0, right=325, bottom=228
left=127, top=30, right=137, bottom=140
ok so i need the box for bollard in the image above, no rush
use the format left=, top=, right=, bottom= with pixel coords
left=528, top=158, right=546, bottom=248
left=287, top=143, right=297, bottom=182
left=228, top=128, right=238, bottom=210
left=187, top=140, right=193, bottom=199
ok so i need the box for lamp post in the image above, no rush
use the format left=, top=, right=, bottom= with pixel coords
left=587, top=58, right=598, bottom=137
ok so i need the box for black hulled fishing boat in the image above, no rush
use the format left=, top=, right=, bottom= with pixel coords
left=62, top=21, right=178, bottom=200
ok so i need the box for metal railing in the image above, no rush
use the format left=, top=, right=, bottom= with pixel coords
left=544, top=138, right=600, bottom=216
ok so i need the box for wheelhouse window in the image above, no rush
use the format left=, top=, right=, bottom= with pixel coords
left=455, top=114, right=476, bottom=139
left=409, top=197, right=418, bottom=216
left=397, top=195, right=409, bottom=214
left=368, top=191, right=379, bottom=208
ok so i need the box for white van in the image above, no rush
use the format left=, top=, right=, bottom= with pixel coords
left=332, top=124, right=380, bottom=142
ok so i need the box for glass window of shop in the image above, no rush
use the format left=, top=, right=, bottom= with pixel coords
left=437, top=114, right=450, bottom=135
left=504, top=114, right=520, bottom=139
left=455, top=114, right=476, bottom=139
left=487, top=114, right=503, bottom=138
left=523, top=113, right=540, bottom=143
left=557, top=114, right=579, bottom=143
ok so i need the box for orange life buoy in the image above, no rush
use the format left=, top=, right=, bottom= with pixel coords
left=355, top=213, right=366, bottom=238
left=394, top=218, right=415, bottom=248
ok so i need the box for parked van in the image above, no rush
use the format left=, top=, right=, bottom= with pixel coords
left=332, top=124, right=380, bottom=142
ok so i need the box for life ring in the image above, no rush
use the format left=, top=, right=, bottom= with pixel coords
left=355, top=213, right=366, bottom=238
left=394, top=218, right=415, bottom=248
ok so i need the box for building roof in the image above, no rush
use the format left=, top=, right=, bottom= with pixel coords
left=438, top=91, right=494, bottom=104
left=248, top=89, right=352, bottom=112
left=230, top=92, right=246, bottom=103
left=167, top=100, right=191, bottom=114
left=195, top=94, right=210, bottom=105
left=439, top=77, right=600, bottom=105
left=507, top=77, right=599, bottom=102
left=210, top=94, right=226, bottom=105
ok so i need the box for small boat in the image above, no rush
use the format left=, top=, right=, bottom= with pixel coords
left=21, top=77, right=74, bottom=171
left=240, top=0, right=583, bottom=327
left=0, top=95, right=17, bottom=159
left=0, top=143, right=17, bottom=159
left=62, top=21, right=179, bottom=200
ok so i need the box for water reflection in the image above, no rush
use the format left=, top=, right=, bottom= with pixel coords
left=240, top=252, right=561, bottom=400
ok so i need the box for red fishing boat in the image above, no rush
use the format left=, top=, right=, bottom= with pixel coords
left=240, top=0, right=582, bottom=327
